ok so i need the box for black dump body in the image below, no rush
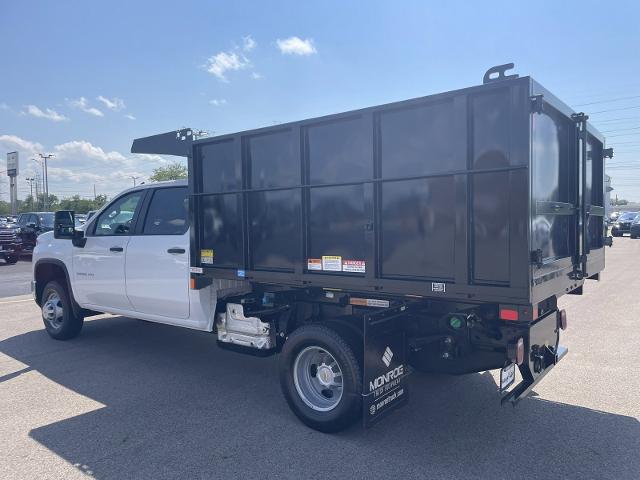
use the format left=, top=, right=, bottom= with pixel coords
left=179, top=74, right=607, bottom=308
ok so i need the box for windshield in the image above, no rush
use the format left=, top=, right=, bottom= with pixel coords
left=39, top=213, right=55, bottom=228
left=619, top=212, right=638, bottom=222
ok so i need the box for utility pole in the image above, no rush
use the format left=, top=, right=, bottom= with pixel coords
left=38, top=153, right=54, bottom=210
left=130, top=175, right=139, bottom=186
left=26, top=177, right=35, bottom=208
left=34, top=172, right=40, bottom=207
left=31, top=158, right=45, bottom=209
left=93, top=183, right=97, bottom=200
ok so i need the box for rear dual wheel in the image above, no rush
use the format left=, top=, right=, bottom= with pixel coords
left=279, top=324, right=362, bottom=433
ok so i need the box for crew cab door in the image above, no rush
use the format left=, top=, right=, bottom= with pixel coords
left=125, top=186, right=190, bottom=319
left=73, top=190, right=145, bottom=310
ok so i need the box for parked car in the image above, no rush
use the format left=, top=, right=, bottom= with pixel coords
left=16, top=212, right=56, bottom=254
left=630, top=214, right=640, bottom=239
left=611, top=211, right=639, bottom=237
left=0, top=221, right=23, bottom=263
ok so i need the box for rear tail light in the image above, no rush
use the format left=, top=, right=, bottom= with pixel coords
left=516, top=338, right=525, bottom=365
left=500, top=308, right=519, bottom=321
left=558, top=309, right=567, bottom=330
left=508, top=337, right=525, bottom=365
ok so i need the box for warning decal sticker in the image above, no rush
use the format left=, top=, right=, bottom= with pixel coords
left=201, top=249, right=214, bottom=265
left=322, top=256, right=342, bottom=272
left=307, top=258, right=322, bottom=270
left=342, top=259, right=366, bottom=273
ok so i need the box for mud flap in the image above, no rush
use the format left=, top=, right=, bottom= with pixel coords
left=362, top=304, right=411, bottom=427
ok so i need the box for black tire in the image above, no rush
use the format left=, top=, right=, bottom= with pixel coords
left=279, top=324, right=362, bottom=433
left=40, top=280, right=84, bottom=340
left=631, top=234, right=637, bottom=239
left=4, top=255, right=18, bottom=264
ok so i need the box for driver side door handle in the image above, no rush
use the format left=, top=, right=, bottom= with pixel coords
left=167, top=248, right=186, bottom=254
left=110, top=246, right=124, bottom=252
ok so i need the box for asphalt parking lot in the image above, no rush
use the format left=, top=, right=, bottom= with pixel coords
left=0, top=239, right=638, bottom=480
left=0, top=258, right=32, bottom=298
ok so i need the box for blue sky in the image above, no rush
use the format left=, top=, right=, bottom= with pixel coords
left=1, top=0, right=640, bottom=201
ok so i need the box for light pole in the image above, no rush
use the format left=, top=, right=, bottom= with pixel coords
left=130, top=175, right=139, bottom=186
left=38, top=153, right=54, bottom=210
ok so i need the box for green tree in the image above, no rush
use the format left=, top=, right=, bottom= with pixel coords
left=0, top=200, right=10, bottom=215
left=92, top=194, right=108, bottom=210
left=19, top=193, right=59, bottom=212
left=149, top=161, right=187, bottom=182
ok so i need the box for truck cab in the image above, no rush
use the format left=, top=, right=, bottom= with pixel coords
left=32, top=180, right=244, bottom=337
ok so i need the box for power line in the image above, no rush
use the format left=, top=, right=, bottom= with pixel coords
left=589, top=105, right=640, bottom=115
left=601, top=126, right=640, bottom=133
left=574, top=94, right=640, bottom=107
left=592, top=116, right=640, bottom=125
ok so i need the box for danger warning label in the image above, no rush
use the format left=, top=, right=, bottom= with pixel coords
left=342, top=259, right=366, bottom=273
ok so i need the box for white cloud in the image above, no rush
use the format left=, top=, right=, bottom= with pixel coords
left=209, top=99, right=227, bottom=106
left=1, top=134, right=176, bottom=201
left=23, top=105, right=68, bottom=122
left=97, top=95, right=126, bottom=111
left=243, top=35, right=256, bottom=52
left=124, top=113, right=136, bottom=120
left=68, top=97, right=104, bottom=117
left=205, top=51, right=251, bottom=81
left=0, top=103, right=9, bottom=110
left=54, top=140, right=127, bottom=165
left=276, top=36, right=317, bottom=56
left=0, top=134, right=44, bottom=156
left=251, top=72, right=262, bottom=80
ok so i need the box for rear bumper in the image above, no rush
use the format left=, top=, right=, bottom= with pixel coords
left=501, top=345, right=567, bottom=405
left=501, top=310, right=564, bottom=405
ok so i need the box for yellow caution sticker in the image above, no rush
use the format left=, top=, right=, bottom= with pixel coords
left=200, top=249, right=214, bottom=264
left=322, top=255, right=342, bottom=272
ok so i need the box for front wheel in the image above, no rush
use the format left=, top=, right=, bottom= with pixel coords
left=279, top=324, right=362, bottom=433
left=41, top=281, right=84, bottom=340
left=4, top=255, right=18, bottom=264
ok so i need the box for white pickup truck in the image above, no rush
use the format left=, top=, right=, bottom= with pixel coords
left=32, top=180, right=244, bottom=340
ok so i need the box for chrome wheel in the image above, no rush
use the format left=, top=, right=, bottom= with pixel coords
left=293, top=346, right=344, bottom=412
left=42, top=291, right=64, bottom=329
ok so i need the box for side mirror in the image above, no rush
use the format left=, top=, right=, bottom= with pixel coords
left=54, top=211, right=75, bottom=240
left=27, top=222, right=37, bottom=229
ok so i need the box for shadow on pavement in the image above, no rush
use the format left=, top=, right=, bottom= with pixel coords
left=1, top=315, right=638, bottom=479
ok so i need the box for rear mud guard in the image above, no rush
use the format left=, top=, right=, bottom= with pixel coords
left=361, top=302, right=417, bottom=428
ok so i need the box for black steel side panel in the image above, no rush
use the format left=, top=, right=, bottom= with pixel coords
left=190, top=76, right=597, bottom=305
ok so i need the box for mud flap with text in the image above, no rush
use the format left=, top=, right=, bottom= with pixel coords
left=362, top=304, right=410, bottom=428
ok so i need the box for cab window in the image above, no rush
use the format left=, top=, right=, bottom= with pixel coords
left=142, top=187, right=188, bottom=235
left=93, top=191, right=144, bottom=236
